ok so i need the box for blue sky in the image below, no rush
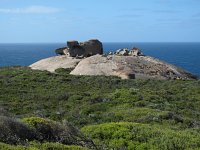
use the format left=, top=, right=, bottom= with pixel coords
left=0, top=0, right=200, bottom=43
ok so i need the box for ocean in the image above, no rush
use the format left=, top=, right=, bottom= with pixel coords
left=0, top=42, right=200, bottom=76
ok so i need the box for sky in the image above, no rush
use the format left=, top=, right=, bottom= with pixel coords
left=0, top=0, right=200, bottom=43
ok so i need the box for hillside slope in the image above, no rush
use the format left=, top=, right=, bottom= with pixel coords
left=0, top=67, right=200, bottom=149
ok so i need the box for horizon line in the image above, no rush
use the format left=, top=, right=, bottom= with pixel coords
left=1, top=41, right=200, bottom=44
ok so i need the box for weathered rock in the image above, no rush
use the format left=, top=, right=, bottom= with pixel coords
left=80, top=39, right=103, bottom=57
left=29, top=56, right=81, bottom=72
left=70, top=54, right=197, bottom=80
left=129, top=47, right=143, bottom=56
left=67, top=41, right=79, bottom=49
left=63, top=48, right=70, bottom=55
left=32, top=42, right=198, bottom=80
left=69, top=45, right=85, bottom=57
left=55, top=39, right=103, bottom=58
left=115, top=48, right=129, bottom=56
left=55, top=47, right=67, bottom=55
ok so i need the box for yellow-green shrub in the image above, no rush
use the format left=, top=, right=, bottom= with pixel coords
left=82, top=122, right=200, bottom=150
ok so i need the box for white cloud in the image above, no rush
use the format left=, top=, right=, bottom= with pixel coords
left=0, top=6, right=60, bottom=14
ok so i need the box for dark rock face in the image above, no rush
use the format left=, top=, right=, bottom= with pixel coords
left=55, top=47, right=67, bottom=55
left=55, top=39, right=103, bottom=58
left=81, top=39, right=103, bottom=57
left=69, top=45, right=85, bottom=57
left=67, top=41, right=79, bottom=49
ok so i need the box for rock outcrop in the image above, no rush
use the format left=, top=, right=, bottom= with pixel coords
left=30, top=56, right=81, bottom=72
left=30, top=39, right=198, bottom=80
left=70, top=55, right=197, bottom=80
left=55, top=39, right=103, bottom=58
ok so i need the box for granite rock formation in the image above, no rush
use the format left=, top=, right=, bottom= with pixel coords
left=55, top=39, right=103, bottom=58
left=30, top=56, right=81, bottom=72
left=30, top=39, right=198, bottom=80
left=70, top=54, right=197, bottom=80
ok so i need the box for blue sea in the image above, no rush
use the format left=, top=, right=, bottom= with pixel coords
left=0, top=43, right=200, bottom=76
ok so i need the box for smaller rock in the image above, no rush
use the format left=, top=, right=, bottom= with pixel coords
left=116, top=48, right=129, bottom=56
left=129, top=47, right=143, bottom=56
left=63, top=48, right=70, bottom=55
left=108, top=51, right=113, bottom=55
left=116, top=49, right=123, bottom=54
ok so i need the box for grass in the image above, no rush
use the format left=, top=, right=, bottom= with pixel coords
left=0, top=66, right=200, bottom=149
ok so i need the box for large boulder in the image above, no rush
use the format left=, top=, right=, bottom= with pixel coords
left=55, top=39, right=103, bottom=58
left=68, top=45, right=85, bottom=57
left=70, top=54, right=197, bottom=80
left=80, top=39, right=103, bottom=57
left=29, top=56, right=81, bottom=72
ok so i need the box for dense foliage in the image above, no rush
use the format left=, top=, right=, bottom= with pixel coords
left=82, top=122, right=200, bottom=150
left=0, top=142, right=88, bottom=150
left=0, top=66, right=200, bottom=149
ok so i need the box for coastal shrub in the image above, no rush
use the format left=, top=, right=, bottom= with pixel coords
left=109, top=88, right=139, bottom=104
left=22, top=117, right=94, bottom=148
left=82, top=122, right=200, bottom=150
left=0, top=107, right=11, bottom=117
left=1, top=67, right=200, bottom=148
left=0, top=142, right=31, bottom=150
left=38, top=143, right=88, bottom=150
left=0, top=116, right=36, bottom=145
left=55, top=68, right=74, bottom=74
left=0, top=142, right=88, bottom=150
left=22, top=117, right=76, bottom=143
left=107, top=106, right=168, bottom=123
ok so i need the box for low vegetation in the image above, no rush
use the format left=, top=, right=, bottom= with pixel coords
left=0, top=142, right=88, bottom=150
left=0, top=66, right=200, bottom=149
left=82, top=122, right=200, bottom=150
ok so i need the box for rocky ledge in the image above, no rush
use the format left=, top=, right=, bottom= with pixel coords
left=29, top=39, right=198, bottom=80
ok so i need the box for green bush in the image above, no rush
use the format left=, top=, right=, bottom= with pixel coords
left=1, top=67, right=200, bottom=149
left=0, top=142, right=88, bottom=150
left=55, top=68, right=74, bottom=74
left=82, top=122, right=200, bottom=150
left=0, top=107, right=11, bottom=117
left=22, top=117, right=59, bottom=142
left=0, top=116, right=36, bottom=145
left=37, top=142, right=88, bottom=150
left=1, top=67, right=200, bottom=128
left=22, top=117, right=94, bottom=148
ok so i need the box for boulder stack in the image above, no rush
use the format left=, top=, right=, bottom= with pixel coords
left=55, top=39, right=103, bottom=58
